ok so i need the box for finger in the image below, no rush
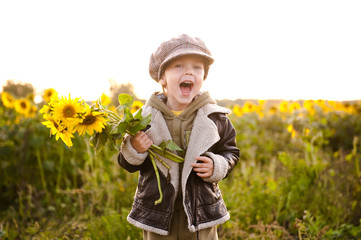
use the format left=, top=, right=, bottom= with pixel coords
left=195, top=156, right=212, bottom=163
left=139, top=132, right=151, bottom=141
left=144, top=136, right=152, bottom=144
left=144, top=137, right=153, bottom=146
left=146, top=140, right=153, bottom=148
left=197, top=172, right=211, bottom=178
left=192, top=162, right=212, bottom=168
left=193, top=167, right=210, bottom=173
left=192, top=164, right=206, bottom=170
left=137, top=133, right=151, bottom=144
left=135, top=131, right=144, bottom=137
left=138, top=132, right=148, bottom=141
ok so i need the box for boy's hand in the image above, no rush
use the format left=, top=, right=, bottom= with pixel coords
left=130, top=131, right=153, bottom=153
left=191, top=156, right=214, bottom=178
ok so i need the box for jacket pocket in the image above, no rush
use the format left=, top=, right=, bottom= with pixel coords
left=196, top=200, right=228, bottom=224
left=197, top=181, right=222, bottom=206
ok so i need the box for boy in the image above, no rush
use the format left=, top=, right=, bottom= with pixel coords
left=118, top=34, right=240, bottom=239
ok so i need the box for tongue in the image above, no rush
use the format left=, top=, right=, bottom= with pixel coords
left=180, top=85, right=192, bottom=94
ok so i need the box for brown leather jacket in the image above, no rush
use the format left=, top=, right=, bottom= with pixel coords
left=118, top=103, right=239, bottom=235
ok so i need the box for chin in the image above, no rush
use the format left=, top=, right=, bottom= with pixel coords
left=179, top=94, right=195, bottom=102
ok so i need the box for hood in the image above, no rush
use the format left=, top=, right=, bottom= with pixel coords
left=146, top=91, right=216, bottom=119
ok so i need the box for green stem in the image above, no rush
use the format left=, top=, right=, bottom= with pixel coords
left=35, top=150, right=49, bottom=201
left=149, top=153, right=163, bottom=205
left=125, top=130, right=184, bottom=163
left=353, top=137, right=360, bottom=178
left=55, top=145, right=64, bottom=192
left=85, top=137, right=94, bottom=172
left=123, top=131, right=184, bottom=206
left=148, top=149, right=170, bottom=169
left=105, top=110, right=122, bottom=121
left=108, top=114, right=121, bottom=123
left=150, top=145, right=184, bottom=163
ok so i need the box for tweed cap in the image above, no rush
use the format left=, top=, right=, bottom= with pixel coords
left=149, top=34, right=214, bottom=82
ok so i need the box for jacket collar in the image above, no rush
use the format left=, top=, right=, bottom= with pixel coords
left=142, top=103, right=230, bottom=193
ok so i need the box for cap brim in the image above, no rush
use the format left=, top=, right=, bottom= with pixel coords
left=158, top=48, right=214, bottom=80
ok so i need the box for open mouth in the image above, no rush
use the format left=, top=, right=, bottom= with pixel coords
left=179, top=81, right=193, bottom=94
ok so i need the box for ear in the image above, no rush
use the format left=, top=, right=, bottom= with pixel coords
left=159, top=78, right=166, bottom=86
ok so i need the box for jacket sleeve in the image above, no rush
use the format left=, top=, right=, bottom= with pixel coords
left=117, top=133, right=148, bottom=173
left=202, top=113, right=240, bottom=182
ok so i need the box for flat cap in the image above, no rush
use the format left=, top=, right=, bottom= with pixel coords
left=149, top=34, right=214, bottom=82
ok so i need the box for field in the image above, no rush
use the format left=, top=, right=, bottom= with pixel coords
left=1, top=86, right=361, bottom=239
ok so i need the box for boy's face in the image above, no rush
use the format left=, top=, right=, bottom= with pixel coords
left=159, top=55, right=205, bottom=111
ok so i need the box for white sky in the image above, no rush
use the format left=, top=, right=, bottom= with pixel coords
left=0, top=0, right=360, bottom=101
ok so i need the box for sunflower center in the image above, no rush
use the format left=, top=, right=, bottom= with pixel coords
left=20, top=102, right=27, bottom=109
left=63, top=105, right=76, bottom=117
left=82, top=115, right=96, bottom=125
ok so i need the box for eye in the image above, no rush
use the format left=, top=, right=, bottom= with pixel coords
left=175, top=64, right=183, bottom=68
left=194, top=65, right=203, bottom=70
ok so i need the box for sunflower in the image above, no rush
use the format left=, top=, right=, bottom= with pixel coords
left=52, top=95, right=85, bottom=125
left=39, top=104, right=51, bottom=115
left=256, top=110, right=264, bottom=119
left=289, top=102, right=301, bottom=113
left=100, top=93, right=111, bottom=106
left=279, top=101, right=289, bottom=113
left=76, top=105, right=108, bottom=136
left=242, top=101, right=256, bottom=113
left=287, top=124, right=297, bottom=138
left=258, top=100, right=265, bottom=106
left=14, top=98, right=31, bottom=115
left=42, top=114, right=75, bottom=147
left=1, top=91, right=15, bottom=109
left=42, top=114, right=64, bottom=138
left=26, top=105, right=38, bottom=118
left=342, top=102, right=354, bottom=114
left=304, top=128, right=310, bottom=136
left=26, top=93, right=35, bottom=103
left=303, top=100, right=315, bottom=115
left=269, top=105, right=278, bottom=114
left=232, top=105, right=243, bottom=117
left=59, top=129, right=75, bottom=148
left=333, top=102, right=344, bottom=112
left=315, top=99, right=330, bottom=113
left=39, top=93, right=59, bottom=117
left=131, top=100, right=143, bottom=114
left=43, top=88, right=57, bottom=102
left=315, top=99, right=325, bottom=107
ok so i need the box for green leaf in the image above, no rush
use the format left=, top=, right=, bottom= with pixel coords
left=118, top=94, right=134, bottom=111
left=110, top=121, right=130, bottom=135
left=159, top=140, right=183, bottom=152
left=129, top=118, right=141, bottom=127
left=128, top=113, right=151, bottom=136
left=133, top=107, right=143, bottom=119
left=123, top=108, right=134, bottom=123
left=105, top=135, right=121, bottom=152
left=90, top=131, right=109, bottom=153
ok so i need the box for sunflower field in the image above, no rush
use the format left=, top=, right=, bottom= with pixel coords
left=1, top=85, right=361, bottom=239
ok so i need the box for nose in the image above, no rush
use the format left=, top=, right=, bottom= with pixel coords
left=184, top=65, right=194, bottom=75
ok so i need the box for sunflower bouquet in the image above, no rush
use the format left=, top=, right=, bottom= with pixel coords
left=40, top=92, right=184, bottom=204
left=40, top=93, right=108, bottom=148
